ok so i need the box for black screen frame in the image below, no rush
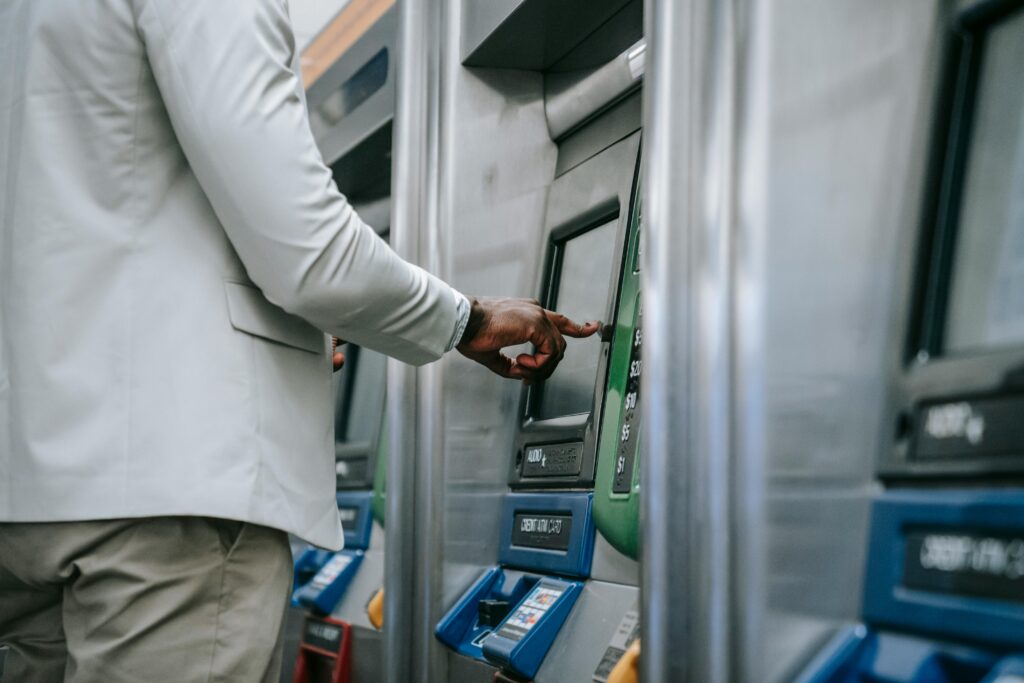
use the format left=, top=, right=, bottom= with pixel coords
left=510, top=132, right=641, bottom=489
left=526, top=211, right=621, bottom=422
left=907, top=0, right=1024, bottom=361
left=882, top=0, right=1024, bottom=481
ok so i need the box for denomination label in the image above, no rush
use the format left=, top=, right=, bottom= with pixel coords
left=511, top=512, right=573, bottom=551
left=521, top=442, right=584, bottom=477
left=614, top=302, right=643, bottom=494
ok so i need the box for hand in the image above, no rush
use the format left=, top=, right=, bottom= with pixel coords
left=332, top=337, right=345, bottom=371
left=456, top=297, right=601, bottom=383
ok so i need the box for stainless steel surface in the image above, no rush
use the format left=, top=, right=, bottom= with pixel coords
left=643, top=0, right=945, bottom=680
left=394, top=0, right=452, bottom=680
left=590, top=533, right=640, bottom=587
left=545, top=39, right=645, bottom=141
left=641, top=0, right=734, bottom=679
left=447, top=653, right=497, bottom=683
left=756, top=3, right=942, bottom=679
left=534, top=581, right=639, bottom=683
left=461, top=0, right=636, bottom=69
left=385, top=0, right=440, bottom=680
left=555, top=90, right=642, bottom=177
left=350, top=626, right=384, bottom=683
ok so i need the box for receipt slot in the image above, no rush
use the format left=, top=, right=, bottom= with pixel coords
left=795, top=491, right=1024, bottom=683
left=293, top=492, right=374, bottom=614
left=436, top=493, right=595, bottom=680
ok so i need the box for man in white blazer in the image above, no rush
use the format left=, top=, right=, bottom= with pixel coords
left=0, top=1, right=598, bottom=681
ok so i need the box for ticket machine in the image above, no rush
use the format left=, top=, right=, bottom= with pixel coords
left=437, top=135, right=642, bottom=683
left=436, top=5, right=646, bottom=671
left=797, top=1, right=1024, bottom=680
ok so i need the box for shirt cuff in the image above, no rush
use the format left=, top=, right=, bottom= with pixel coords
left=446, top=289, right=472, bottom=352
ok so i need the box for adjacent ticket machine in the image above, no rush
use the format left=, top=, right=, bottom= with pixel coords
left=798, top=2, right=1024, bottom=680
left=288, top=5, right=397, bottom=682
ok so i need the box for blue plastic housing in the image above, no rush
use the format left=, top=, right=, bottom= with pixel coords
left=435, top=567, right=540, bottom=661
left=336, top=491, right=374, bottom=551
left=481, top=577, right=583, bottom=680
left=793, top=626, right=1024, bottom=683
left=863, top=489, right=1024, bottom=648
left=795, top=490, right=1024, bottom=683
left=292, top=547, right=333, bottom=606
left=294, top=549, right=365, bottom=616
left=497, top=492, right=596, bottom=578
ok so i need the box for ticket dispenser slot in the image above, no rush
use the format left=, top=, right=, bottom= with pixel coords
left=435, top=493, right=595, bottom=680
left=794, top=491, right=1024, bottom=683
left=294, top=493, right=374, bottom=614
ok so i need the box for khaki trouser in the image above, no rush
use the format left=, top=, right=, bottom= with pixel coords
left=0, top=518, right=293, bottom=683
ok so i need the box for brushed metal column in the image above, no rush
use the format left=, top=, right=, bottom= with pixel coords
left=385, top=0, right=448, bottom=681
left=641, top=0, right=747, bottom=680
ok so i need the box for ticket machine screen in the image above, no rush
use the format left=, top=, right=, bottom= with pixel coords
left=534, top=220, right=618, bottom=420
left=336, top=346, right=387, bottom=444
left=941, top=9, right=1024, bottom=354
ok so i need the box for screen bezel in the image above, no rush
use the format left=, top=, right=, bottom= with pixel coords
left=510, top=132, right=641, bottom=489
left=526, top=210, right=622, bottom=423
left=882, top=0, right=1024, bottom=481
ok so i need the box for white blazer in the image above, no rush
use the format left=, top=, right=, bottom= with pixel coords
left=0, top=0, right=460, bottom=549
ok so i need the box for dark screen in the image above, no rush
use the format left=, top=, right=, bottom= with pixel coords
left=943, top=10, right=1024, bottom=353
left=334, top=345, right=387, bottom=445
left=534, top=220, right=617, bottom=420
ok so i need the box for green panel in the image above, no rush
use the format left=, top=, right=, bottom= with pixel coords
left=593, top=173, right=643, bottom=560
left=371, top=415, right=388, bottom=526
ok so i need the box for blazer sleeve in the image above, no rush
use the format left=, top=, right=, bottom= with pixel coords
left=132, top=0, right=458, bottom=365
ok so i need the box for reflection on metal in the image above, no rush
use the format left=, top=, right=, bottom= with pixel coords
left=386, top=0, right=449, bottom=681
left=545, top=40, right=646, bottom=141
left=641, top=0, right=739, bottom=680
left=385, top=3, right=421, bottom=683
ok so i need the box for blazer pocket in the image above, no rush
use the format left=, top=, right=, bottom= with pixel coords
left=224, top=282, right=325, bottom=354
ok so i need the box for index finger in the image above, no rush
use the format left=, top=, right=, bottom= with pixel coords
left=545, top=311, right=601, bottom=339
left=517, top=323, right=565, bottom=377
